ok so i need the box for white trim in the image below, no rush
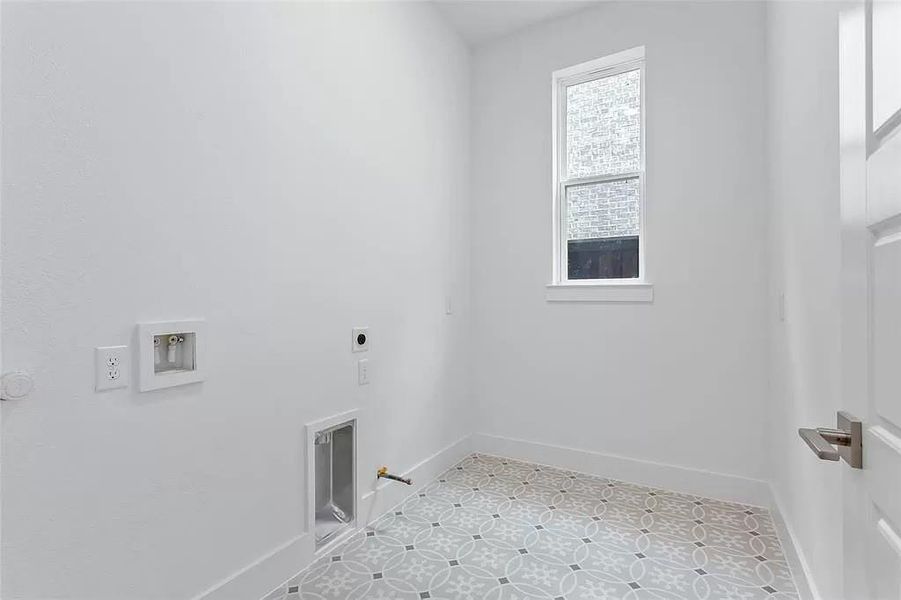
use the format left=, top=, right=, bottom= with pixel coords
left=358, top=435, right=473, bottom=526
left=563, top=171, right=643, bottom=187
left=552, top=46, right=647, bottom=286
left=873, top=107, right=901, bottom=147
left=546, top=282, right=653, bottom=303
left=472, top=433, right=771, bottom=506
left=877, top=518, right=901, bottom=559
left=870, top=424, right=901, bottom=454
left=189, top=532, right=313, bottom=600
left=194, top=432, right=819, bottom=600
left=552, top=45, right=646, bottom=80
left=470, top=435, right=815, bottom=598
left=768, top=486, right=822, bottom=600
left=218, top=435, right=472, bottom=600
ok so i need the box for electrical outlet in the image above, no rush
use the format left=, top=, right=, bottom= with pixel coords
left=96, top=346, right=129, bottom=391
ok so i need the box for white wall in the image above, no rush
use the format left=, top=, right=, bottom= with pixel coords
left=766, top=2, right=844, bottom=598
left=0, top=2, right=854, bottom=598
left=0, top=3, right=471, bottom=599
left=470, top=2, right=770, bottom=481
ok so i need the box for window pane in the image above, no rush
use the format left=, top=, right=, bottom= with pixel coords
left=566, top=177, right=639, bottom=279
left=566, top=69, right=640, bottom=179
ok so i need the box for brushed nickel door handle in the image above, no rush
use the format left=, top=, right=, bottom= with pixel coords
left=798, top=411, right=863, bottom=468
left=799, top=428, right=841, bottom=460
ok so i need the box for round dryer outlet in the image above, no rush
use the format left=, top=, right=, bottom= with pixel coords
left=352, top=327, right=369, bottom=352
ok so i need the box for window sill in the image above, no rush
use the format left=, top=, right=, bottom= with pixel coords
left=545, top=281, right=654, bottom=303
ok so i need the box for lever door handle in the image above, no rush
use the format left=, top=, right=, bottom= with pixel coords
left=797, top=411, right=863, bottom=468
left=799, top=428, right=841, bottom=461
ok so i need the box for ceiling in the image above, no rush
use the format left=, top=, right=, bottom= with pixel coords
left=433, top=1, right=597, bottom=46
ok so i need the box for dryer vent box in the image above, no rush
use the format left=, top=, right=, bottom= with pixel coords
left=307, top=414, right=357, bottom=549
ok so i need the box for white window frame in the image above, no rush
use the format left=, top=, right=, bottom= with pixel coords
left=547, top=46, right=652, bottom=303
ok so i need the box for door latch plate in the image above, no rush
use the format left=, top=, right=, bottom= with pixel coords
left=836, top=410, right=862, bottom=468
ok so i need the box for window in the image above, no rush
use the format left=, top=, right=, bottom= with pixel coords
left=551, top=47, right=647, bottom=297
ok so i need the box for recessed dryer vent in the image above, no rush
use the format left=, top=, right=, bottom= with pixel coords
left=308, top=415, right=356, bottom=549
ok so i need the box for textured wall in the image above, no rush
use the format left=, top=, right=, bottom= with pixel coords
left=471, top=1, right=770, bottom=482
left=0, top=3, right=471, bottom=599
left=766, top=2, right=843, bottom=598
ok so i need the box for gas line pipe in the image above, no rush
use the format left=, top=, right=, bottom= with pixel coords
left=377, top=466, right=412, bottom=485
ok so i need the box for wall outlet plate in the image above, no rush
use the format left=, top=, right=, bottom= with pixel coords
left=352, top=327, right=369, bottom=352
left=137, top=320, right=205, bottom=392
left=96, top=346, right=129, bottom=391
left=357, top=358, right=369, bottom=385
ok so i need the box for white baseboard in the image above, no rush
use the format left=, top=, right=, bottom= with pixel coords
left=195, top=432, right=819, bottom=600
left=357, top=435, right=474, bottom=526
left=768, top=486, right=821, bottom=600
left=189, top=532, right=313, bottom=600
left=472, top=433, right=773, bottom=507
left=192, top=434, right=473, bottom=600
left=471, top=433, right=817, bottom=599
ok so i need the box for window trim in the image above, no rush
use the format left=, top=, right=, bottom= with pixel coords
left=550, top=46, right=651, bottom=301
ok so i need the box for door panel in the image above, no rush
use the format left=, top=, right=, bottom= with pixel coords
left=872, top=0, right=901, bottom=129
left=865, top=427, right=901, bottom=531
left=873, top=227, right=901, bottom=429
left=868, top=514, right=901, bottom=599
left=867, top=130, right=901, bottom=224
left=865, top=119, right=901, bottom=600
left=842, top=1, right=901, bottom=597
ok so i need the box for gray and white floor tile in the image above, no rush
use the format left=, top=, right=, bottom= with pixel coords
left=266, top=454, right=800, bottom=600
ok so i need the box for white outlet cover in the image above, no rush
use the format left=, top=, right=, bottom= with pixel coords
left=95, top=345, right=129, bottom=391
left=352, top=327, right=369, bottom=352
left=357, top=358, right=369, bottom=385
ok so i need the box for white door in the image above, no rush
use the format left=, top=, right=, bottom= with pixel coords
left=839, top=1, right=901, bottom=598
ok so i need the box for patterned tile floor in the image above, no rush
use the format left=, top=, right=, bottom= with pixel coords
left=266, top=454, right=799, bottom=600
